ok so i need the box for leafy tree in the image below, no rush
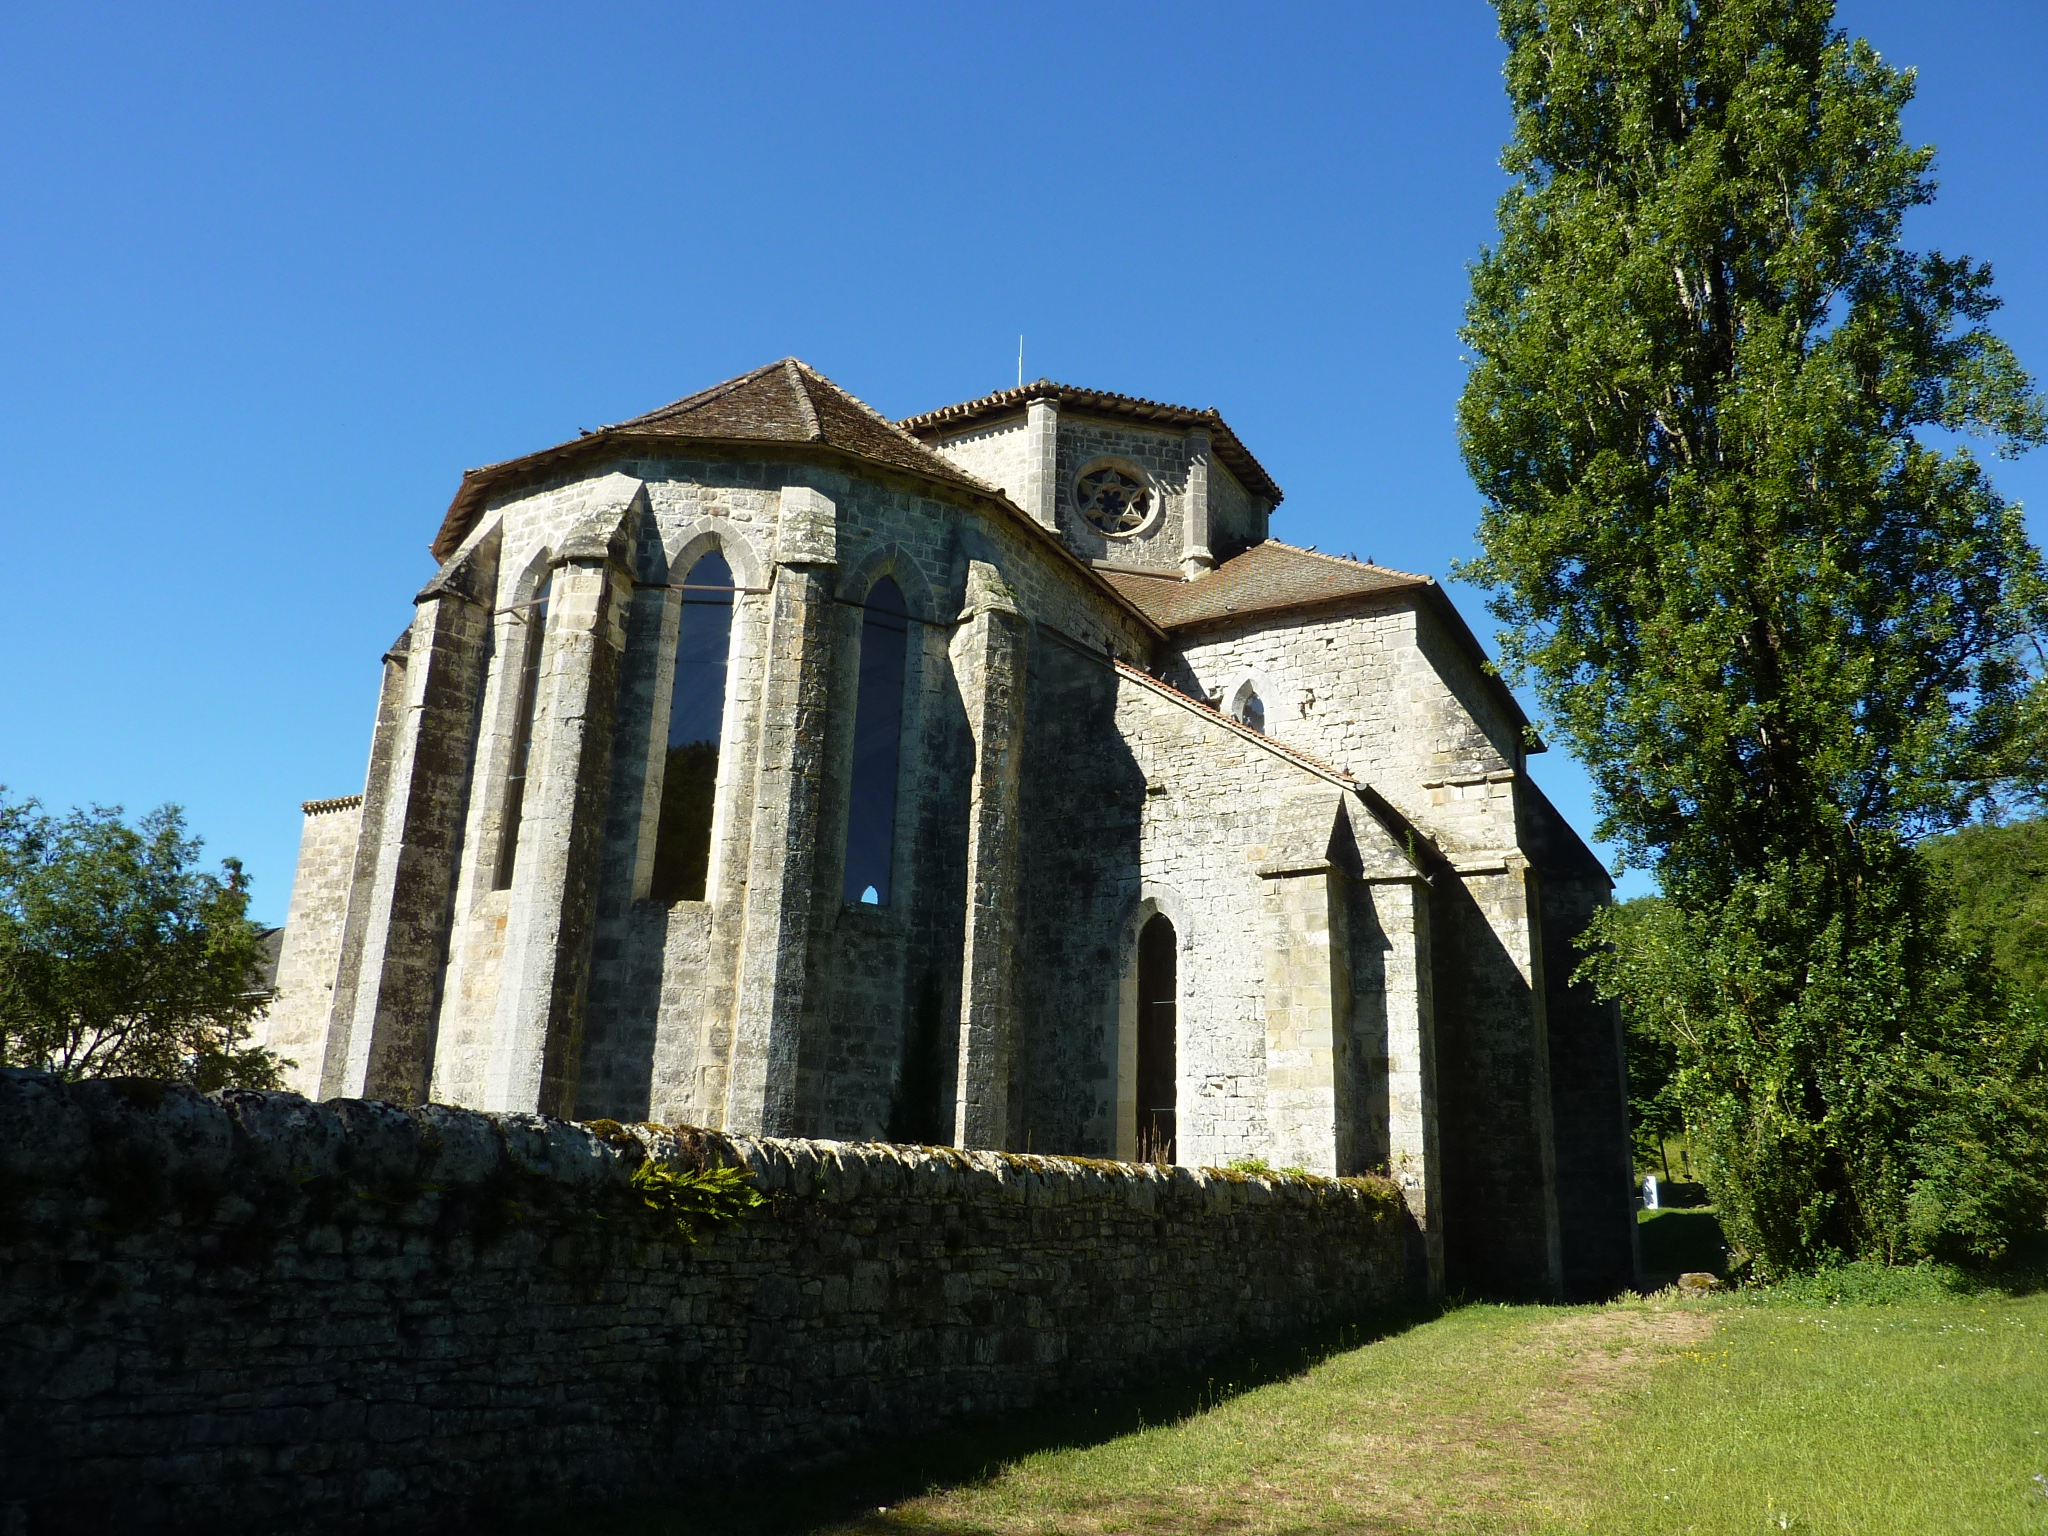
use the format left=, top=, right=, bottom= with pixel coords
left=0, top=791, right=286, bottom=1088
left=1919, top=817, right=2048, bottom=1002
left=1458, top=1, right=2048, bottom=1271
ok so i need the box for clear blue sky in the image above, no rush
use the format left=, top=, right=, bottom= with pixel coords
left=2, top=2, right=2042, bottom=926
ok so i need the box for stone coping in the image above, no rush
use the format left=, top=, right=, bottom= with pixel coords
left=0, top=1068, right=1399, bottom=1215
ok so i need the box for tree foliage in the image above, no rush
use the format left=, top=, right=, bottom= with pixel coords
left=1592, top=864, right=2048, bottom=1271
left=1459, top=0, right=2048, bottom=1272
left=0, top=792, right=286, bottom=1088
left=1604, top=898, right=1685, bottom=1173
left=1919, top=816, right=2048, bottom=1003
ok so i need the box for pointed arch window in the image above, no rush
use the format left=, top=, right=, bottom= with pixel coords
left=843, top=576, right=910, bottom=905
left=496, top=572, right=552, bottom=890
left=1228, top=681, right=1265, bottom=735
left=650, top=552, right=737, bottom=903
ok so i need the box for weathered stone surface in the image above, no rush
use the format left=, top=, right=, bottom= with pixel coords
left=250, top=363, right=1636, bottom=1308
left=483, top=486, right=638, bottom=1117
left=0, top=1070, right=1409, bottom=1534
left=263, top=797, right=363, bottom=1095
left=334, top=586, right=495, bottom=1106
left=951, top=559, right=1027, bottom=1149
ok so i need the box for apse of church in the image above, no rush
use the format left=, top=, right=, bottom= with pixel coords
left=260, top=360, right=1636, bottom=1300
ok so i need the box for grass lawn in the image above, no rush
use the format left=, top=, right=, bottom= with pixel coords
left=570, top=1283, right=2048, bottom=1536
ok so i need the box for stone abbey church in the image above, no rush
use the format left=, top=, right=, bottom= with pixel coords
left=259, top=360, right=1636, bottom=1298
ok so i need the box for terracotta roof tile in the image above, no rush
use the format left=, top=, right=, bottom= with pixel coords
left=431, top=360, right=999, bottom=560
left=899, top=379, right=1283, bottom=507
left=1101, top=540, right=1430, bottom=631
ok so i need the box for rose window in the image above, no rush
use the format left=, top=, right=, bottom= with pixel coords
left=1074, top=464, right=1153, bottom=536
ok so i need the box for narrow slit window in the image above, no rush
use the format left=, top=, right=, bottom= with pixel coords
left=843, top=577, right=910, bottom=905
left=650, top=553, right=736, bottom=903
left=496, top=573, right=552, bottom=890
left=1137, top=913, right=1178, bottom=1164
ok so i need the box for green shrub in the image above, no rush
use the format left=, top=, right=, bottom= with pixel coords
left=1589, top=849, right=2048, bottom=1277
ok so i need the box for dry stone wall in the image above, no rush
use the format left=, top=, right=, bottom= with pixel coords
left=0, top=1069, right=1411, bottom=1535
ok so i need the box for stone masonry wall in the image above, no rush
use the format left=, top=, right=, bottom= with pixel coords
left=1176, top=591, right=1580, bottom=1295
left=1519, top=780, right=1637, bottom=1300
left=924, top=415, right=1032, bottom=507
left=1175, top=593, right=1522, bottom=859
left=1206, top=459, right=1261, bottom=562
left=1054, top=417, right=1191, bottom=574
left=404, top=454, right=1157, bottom=1135
left=1012, top=642, right=1427, bottom=1173
left=0, top=1070, right=1411, bottom=1535
left=259, top=797, right=365, bottom=1098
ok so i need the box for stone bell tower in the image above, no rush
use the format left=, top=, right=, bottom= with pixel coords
left=900, top=380, right=1280, bottom=580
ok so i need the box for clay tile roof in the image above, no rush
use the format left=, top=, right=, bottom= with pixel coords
left=898, top=380, right=1283, bottom=508
left=1100, top=539, right=1431, bottom=631
left=430, top=359, right=1000, bottom=561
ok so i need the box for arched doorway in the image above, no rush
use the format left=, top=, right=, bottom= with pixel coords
left=1136, top=913, right=1177, bottom=1163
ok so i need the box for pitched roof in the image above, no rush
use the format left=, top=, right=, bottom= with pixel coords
left=1100, top=539, right=1431, bottom=630
left=430, top=359, right=1002, bottom=561
left=898, top=380, right=1284, bottom=508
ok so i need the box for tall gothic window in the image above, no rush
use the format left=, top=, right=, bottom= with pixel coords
left=649, top=552, right=736, bottom=903
left=496, top=572, right=552, bottom=890
left=843, top=576, right=909, bottom=905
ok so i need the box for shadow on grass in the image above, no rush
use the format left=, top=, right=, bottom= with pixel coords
left=1638, top=1206, right=1729, bottom=1285
left=515, top=1303, right=1443, bottom=1536
left=1636, top=1209, right=2048, bottom=1304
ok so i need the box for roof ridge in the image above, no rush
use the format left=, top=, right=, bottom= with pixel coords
left=783, top=358, right=823, bottom=441
left=1111, top=660, right=1359, bottom=788
left=1262, top=538, right=1433, bottom=586
left=789, top=358, right=1011, bottom=500
left=900, top=379, right=1224, bottom=430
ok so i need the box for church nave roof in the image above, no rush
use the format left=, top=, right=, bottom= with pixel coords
left=431, top=359, right=1001, bottom=561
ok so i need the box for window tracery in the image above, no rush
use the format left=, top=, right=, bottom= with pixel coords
left=1074, top=461, right=1154, bottom=536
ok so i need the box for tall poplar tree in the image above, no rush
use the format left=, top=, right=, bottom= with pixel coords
left=1458, top=0, right=2048, bottom=1272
